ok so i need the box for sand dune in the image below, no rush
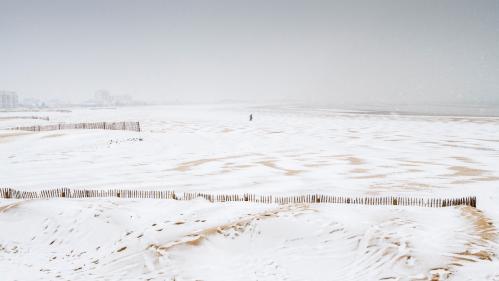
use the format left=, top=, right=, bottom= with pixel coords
left=1, top=199, right=497, bottom=281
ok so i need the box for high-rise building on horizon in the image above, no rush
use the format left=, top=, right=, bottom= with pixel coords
left=0, top=91, right=19, bottom=108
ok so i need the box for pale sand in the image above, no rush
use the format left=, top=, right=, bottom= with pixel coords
left=423, top=207, right=497, bottom=280
left=172, top=154, right=254, bottom=172
left=256, top=160, right=303, bottom=176
left=0, top=201, right=26, bottom=213
left=303, top=163, right=332, bottom=168
left=344, top=156, right=364, bottom=165
left=0, top=131, right=32, bottom=143
left=148, top=204, right=305, bottom=254
left=451, top=206, right=497, bottom=264
left=352, top=174, right=386, bottom=179
left=451, top=156, right=476, bottom=164
left=41, top=133, right=65, bottom=139
left=369, top=181, right=433, bottom=192
left=350, top=168, right=369, bottom=174
left=320, top=155, right=365, bottom=165
left=451, top=176, right=499, bottom=185
left=172, top=155, right=305, bottom=176
left=448, top=166, right=486, bottom=177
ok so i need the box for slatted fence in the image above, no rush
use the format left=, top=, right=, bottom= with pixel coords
left=9, top=121, right=140, bottom=132
left=0, top=188, right=477, bottom=208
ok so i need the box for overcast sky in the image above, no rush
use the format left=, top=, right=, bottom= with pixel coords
left=1, top=0, right=498, bottom=105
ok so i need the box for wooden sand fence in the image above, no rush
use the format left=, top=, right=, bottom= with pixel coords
left=8, top=121, right=140, bottom=132
left=0, top=188, right=477, bottom=208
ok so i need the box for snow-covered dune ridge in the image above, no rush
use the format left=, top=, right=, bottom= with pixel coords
left=0, top=199, right=497, bottom=281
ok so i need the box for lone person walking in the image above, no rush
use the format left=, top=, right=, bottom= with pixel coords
left=249, top=114, right=253, bottom=121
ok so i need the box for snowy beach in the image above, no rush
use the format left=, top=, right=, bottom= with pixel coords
left=1, top=104, right=499, bottom=280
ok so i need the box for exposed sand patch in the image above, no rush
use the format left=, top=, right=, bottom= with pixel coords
left=369, top=181, right=433, bottom=192
left=461, top=207, right=496, bottom=242
left=41, top=133, right=65, bottom=139
left=443, top=143, right=495, bottom=152
left=452, top=206, right=497, bottom=263
left=0, top=131, right=33, bottom=143
left=303, top=163, right=331, bottom=168
left=451, top=156, right=476, bottom=164
left=448, top=166, right=486, bottom=177
left=475, top=176, right=499, bottom=181
left=398, top=159, right=440, bottom=166
left=0, top=201, right=26, bottom=213
left=451, top=176, right=499, bottom=184
left=231, top=164, right=254, bottom=169
left=222, top=163, right=255, bottom=171
left=406, top=169, right=423, bottom=173
left=344, top=156, right=364, bottom=165
left=405, top=182, right=432, bottom=190
left=350, top=168, right=369, bottom=174
left=352, top=174, right=386, bottom=179
left=148, top=205, right=305, bottom=255
left=256, top=160, right=303, bottom=176
left=322, top=155, right=365, bottom=165
left=284, top=170, right=302, bottom=176
left=473, top=138, right=499, bottom=143
left=424, top=206, right=498, bottom=280
left=172, top=154, right=253, bottom=172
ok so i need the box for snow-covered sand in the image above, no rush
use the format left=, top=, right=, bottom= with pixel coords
left=1, top=104, right=499, bottom=280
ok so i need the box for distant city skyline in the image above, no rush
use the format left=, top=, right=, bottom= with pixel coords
left=1, top=0, right=498, bottom=108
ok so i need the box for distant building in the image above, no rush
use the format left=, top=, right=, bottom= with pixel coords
left=91, top=90, right=139, bottom=106
left=22, top=97, right=43, bottom=108
left=94, top=90, right=114, bottom=105
left=46, top=98, right=69, bottom=108
left=114, top=95, right=133, bottom=105
left=0, top=91, right=19, bottom=108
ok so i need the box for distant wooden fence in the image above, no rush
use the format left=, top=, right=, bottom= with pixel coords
left=0, top=188, right=477, bottom=208
left=0, top=116, right=49, bottom=121
left=9, top=121, right=140, bottom=132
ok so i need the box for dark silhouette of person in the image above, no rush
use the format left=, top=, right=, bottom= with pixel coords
left=249, top=114, right=253, bottom=121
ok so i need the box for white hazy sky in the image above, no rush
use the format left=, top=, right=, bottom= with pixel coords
left=1, top=0, right=498, bottom=105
